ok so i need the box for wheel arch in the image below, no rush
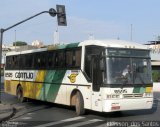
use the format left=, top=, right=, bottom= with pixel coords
left=16, top=84, right=22, bottom=95
left=70, top=89, right=84, bottom=106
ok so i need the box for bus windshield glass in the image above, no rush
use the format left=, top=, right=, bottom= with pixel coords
left=104, top=48, right=152, bottom=85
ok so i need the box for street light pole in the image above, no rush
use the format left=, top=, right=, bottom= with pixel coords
left=0, top=5, right=67, bottom=103
left=130, top=24, right=133, bottom=41
left=0, top=29, right=4, bottom=103
left=15, top=30, right=16, bottom=51
left=0, top=11, right=50, bottom=104
left=4, top=11, right=50, bottom=32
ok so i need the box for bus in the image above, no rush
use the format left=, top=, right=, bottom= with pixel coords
left=4, top=40, right=153, bottom=115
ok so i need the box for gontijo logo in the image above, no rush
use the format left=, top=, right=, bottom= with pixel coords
left=5, top=73, right=13, bottom=78
left=68, top=74, right=78, bottom=83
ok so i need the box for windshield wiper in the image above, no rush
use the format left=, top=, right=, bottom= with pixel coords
left=139, top=74, right=145, bottom=86
left=133, top=72, right=145, bottom=86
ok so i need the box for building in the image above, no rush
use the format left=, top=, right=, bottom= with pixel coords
left=31, top=40, right=44, bottom=48
left=146, top=41, right=160, bottom=66
left=145, top=41, right=160, bottom=82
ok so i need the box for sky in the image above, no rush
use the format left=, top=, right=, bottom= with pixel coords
left=0, top=0, right=160, bottom=45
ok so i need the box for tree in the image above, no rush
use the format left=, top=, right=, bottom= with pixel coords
left=13, top=41, right=27, bottom=46
left=152, top=70, right=160, bottom=82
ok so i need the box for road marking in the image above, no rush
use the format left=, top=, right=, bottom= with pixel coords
left=96, top=123, right=107, bottom=127
left=1, top=121, right=27, bottom=126
left=33, top=116, right=85, bottom=127
left=17, top=122, right=27, bottom=126
left=21, top=117, right=32, bottom=120
left=64, top=119, right=103, bottom=127
left=27, top=113, right=35, bottom=115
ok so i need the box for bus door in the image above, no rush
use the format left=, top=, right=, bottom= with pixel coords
left=91, top=56, right=102, bottom=112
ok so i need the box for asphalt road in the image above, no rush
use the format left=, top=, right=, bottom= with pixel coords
left=1, top=91, right=160, bottom=127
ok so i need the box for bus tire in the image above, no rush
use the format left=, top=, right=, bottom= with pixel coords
left=17, top=86, right=25, bottom=103
left=75, top=92, right=85, bottom=116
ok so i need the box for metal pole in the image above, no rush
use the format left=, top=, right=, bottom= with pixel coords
left=130, top=24, right=132, bottom=41
left=0, top=8, right=57, bottom=104
left=15, top=30, right=16, bottom=51
left=0, top=29, right=4, bottom=103
left=4, top=11, right=49, bottom=32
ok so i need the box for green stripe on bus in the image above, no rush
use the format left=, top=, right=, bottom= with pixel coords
left=57, top=42, right=80, bottom=49
left=65, top=42, right=80, bottom=48
left=47, top=42, right=80, bottom=51
left=38, top=70, right=66, bottom=102
left=133, top=87, right=146, bottom=93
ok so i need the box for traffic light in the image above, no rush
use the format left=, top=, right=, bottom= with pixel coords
left=49, top=8, right=56, bottom=17
left=56, top=5, right=67, bottom=26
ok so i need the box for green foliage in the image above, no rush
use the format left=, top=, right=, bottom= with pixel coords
left=1, top=69, right=4, bottom=76
left=13, top=41, right=27, bottom=46
left=152, top=70, right=160, bottom=82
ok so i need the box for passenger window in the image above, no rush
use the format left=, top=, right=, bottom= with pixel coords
left=75, top=49, right=81, bottom=67
left=66, top=50, right=73, bottom=67
left=48, top=51, right=55, bottom=68
left=55, top=51, right=65, bottom=68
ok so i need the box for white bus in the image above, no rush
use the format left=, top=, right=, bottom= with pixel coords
left=4, top=40, right=153, bottom=115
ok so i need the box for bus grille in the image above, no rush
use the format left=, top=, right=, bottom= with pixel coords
left=123, top=94, right=143, bottom=98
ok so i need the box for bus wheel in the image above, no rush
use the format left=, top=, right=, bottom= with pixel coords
left=75, top=92, right=85, bottom=115
left=17, top=86, right=25, bottom=103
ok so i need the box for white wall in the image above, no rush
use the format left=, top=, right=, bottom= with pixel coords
left=153, top=82, right=160, bottom=92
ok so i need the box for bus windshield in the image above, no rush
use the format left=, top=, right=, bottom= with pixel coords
left=104, top=48, right=152, bottom=85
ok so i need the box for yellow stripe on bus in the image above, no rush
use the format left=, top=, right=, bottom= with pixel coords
left=5, top=70, right=46, bottom=100
left=145, top=87, right=152, bottom=93
left=4, top=80, right=18, bottom=95
left=35, top=70, right=46, bottom=99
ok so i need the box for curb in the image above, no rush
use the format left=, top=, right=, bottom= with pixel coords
left=0, top=108, right=13, bottom=114
left=0, top=107, right=16, bottom=123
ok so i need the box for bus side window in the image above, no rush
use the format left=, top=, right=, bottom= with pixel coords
left=40, top=52, right=47, bottom=69
left=25, top=54, right=34, bottom=69
left=7, top=55, right=20, bottom=70
left=19, top=54, right=25, bottom=69
left=25, top=54, right=29, bottom=69
left=48, top=51, right=55, bottom=69
left=6, top=56, right=12, bottom=70
left=34, top=53, right=41, bottom=69
left=66, top=48, right=81, bottom=69
left=55, top=51, right=65, bottom=68
left=15, top=55, right=19, bottom=69
left=66, top=50, right=73, bottom=67
left=75, top=49, right=81, bottom=67
left=12, top=56, right=15, bottom=69
left=12, top=55, right=18, bottom=69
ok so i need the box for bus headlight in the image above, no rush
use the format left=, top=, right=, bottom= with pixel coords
left=106, top=94, right=120, bottom=99
left=143, top=93, right=153, bottom=97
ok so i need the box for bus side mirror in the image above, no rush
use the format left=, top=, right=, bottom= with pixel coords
left=100, top=59, right=105, bottom=71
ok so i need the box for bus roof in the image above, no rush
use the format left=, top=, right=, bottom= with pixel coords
left=79, top=40, right=148, bottom=49
left=6, top=42, right=80, bottom=56
left=6, top=40, right=148, bottom=56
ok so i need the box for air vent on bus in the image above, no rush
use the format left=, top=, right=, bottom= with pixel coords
left=123, top=94, right=143, bottom=98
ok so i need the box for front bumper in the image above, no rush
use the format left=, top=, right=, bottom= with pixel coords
left=102, top=97, right=153, bottom=112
